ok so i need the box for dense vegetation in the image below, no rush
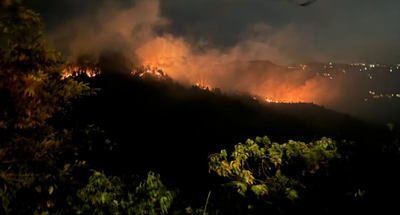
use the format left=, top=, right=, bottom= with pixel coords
left=1, top=1, right=400, bottom=214
left=0, top=1, right=172, bottom=214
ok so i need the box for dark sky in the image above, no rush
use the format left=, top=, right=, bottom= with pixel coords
left=24, top=0, right=400, bottom=65
left=18, top=0, right=400, bottom=120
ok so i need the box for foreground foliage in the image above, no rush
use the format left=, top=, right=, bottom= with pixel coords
left=208, top=136, right=341, bottom=213
left=0, top=1, right=173, bottom=214
left=76, top=171, right=173, bottom=215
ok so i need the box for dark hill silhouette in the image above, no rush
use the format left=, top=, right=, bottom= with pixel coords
left=69, top=72, right=392, bottom=212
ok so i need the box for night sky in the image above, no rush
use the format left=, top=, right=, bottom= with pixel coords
left=24, top=0, right=400, bottom=65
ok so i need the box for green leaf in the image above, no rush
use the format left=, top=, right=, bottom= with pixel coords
left=48, top=185, right=54, bottom=195
left=35, top=186, right=41, bottom=193
left=287, top=189, right=299, bottom=202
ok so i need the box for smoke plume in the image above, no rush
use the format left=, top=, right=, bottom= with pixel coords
left=47, top=0, right=351, bottom=109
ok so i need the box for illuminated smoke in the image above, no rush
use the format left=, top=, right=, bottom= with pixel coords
left=49, top=0, right=343, bottom=108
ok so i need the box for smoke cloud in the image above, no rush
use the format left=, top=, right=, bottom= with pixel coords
left=44, top=0, right=375, bottom=112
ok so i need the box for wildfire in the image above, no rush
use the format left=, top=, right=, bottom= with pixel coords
left=131, top=65, right=165, bottom=78
left=265, top=98, right=280, bottom=103
left=263, top=97, right=310, bottom=104
left=61, top=62, right=313, bottom=105
left=62, top=63, right=168, bottom=80
left=194, top=82, right=212, bottom=90
left=61, top=64, right=101, bottom=79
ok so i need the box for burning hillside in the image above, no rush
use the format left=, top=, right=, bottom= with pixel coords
left=62, top=63, right=168, bottom=80
left=131, top=65, right=166, bottom=78
left=61, top=64, right=101, bottom=79
left=61, top=59, right=318, bottom=105
left=50, top=0, right=325, bottom=108
left=264, top=98, right=307, bottom=104
left=47, top=0, right=400, bottom=117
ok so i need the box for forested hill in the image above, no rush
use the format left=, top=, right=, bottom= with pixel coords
left=67, top=72, right=392, bottom=207
left=3, top=1, right=400, bottom=213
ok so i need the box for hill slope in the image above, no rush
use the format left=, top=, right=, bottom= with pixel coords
left=69, top=72, right=391, bottom=208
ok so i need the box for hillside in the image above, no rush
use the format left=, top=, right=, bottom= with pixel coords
left=68, top=72, right=391, bottom=209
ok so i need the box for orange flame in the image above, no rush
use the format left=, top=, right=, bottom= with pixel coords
left=263, top=96, right=310, bottom=104
left=61, top=64, right=100, bottom=79
left=194, top=82, right=212, bottom=90
left=131, top=65, right=166, bottom=78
